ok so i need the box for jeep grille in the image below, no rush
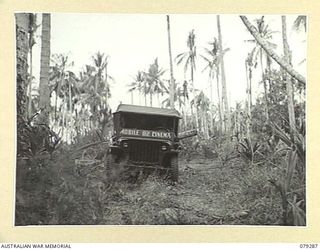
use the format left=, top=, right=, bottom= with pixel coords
left=129, top=140, right=160, bottom=164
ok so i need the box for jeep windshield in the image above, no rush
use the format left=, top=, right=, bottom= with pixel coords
left=120, top=113, right=174, bottom=132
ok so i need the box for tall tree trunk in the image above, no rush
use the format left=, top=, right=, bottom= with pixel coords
left=16, top=13, right=29, bottom=124
left=216, top=67, right=223, bottom=134
left=260, top=50, right=269, bottom=122
left=245, top=62, right=252, bottom=139
left=38, top=13, right=51, bottom=126
left=240, top=15, right=306, bottom=85
left=68, top=78, right=73, bottom=142
left=55, top=75, right=64, bottom=122
left=61, top=100, right=65, bottom=140
left=209, top=110, right=214, bottom=136
left=105, top=65, right=109, bottom=109
left=95, top=72, right=98, bottom=93
left=209, top=77, right=214, bottom=135
left=54, top=89, right=58, bottom=121
left=167, top=15, right=175, bottom=109
left=217, top=15, right=230, bottom=133
left=16, top=13, right=30, bottom=163
left=26, top=13, right=37, bottom=120
left=248, top=67, right=252, bottom=108
left=203, top=110, right=209, bottom=139
left=282, top=16, right=296, bottom=141
left=183, top=95, right=187, bottom=129
left=144, top=82, right=147, bottom=106
left=27, top=43, right=33, bottom=119
left=190, top=67, right=199, bottom=130
left=131, top=91, right=133, bottom=104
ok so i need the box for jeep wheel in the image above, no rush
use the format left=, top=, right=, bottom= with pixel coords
left=169, top=155, right=178, bottom=182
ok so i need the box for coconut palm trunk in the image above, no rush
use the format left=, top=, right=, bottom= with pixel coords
left=26, top=14, right=37, bottom=119
left=105, top=65, right=109, bottom=108
left=209, top=78, right=214, bottom=135
left=248, top=65, right=253, bottom=108
left=190, top=66, right=199, bottom=130
left=240, top=15, right=306, bottom=85
left=282, top=16, right=296, bottom=141
left=16, top=13, right=30, bottom=123
left=217, top=15, right=230, bottom=133
left=27, top=42, right=33, bottom=119
left=61, top=101, right=66, bottom=140
left=144, top=81, right=147, bottom=106
left=55, top=75, right=64, bottom=122
left=38, top=13, right=51, bottom=126
left=68, top=77, right=73, bottom=142
left=216, top=66, right=223, bottom=134
left=245, top=60, right=252, bottom=139
left=167, top=15, right=175, bottom=109
left=260, top=50, right=269, bottom=121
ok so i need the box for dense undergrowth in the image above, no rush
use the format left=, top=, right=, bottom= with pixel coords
left=15, top=122, right=305, bottom=226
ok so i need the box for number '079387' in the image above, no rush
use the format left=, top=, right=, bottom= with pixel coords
left=300, top=244, right=318, bottom=248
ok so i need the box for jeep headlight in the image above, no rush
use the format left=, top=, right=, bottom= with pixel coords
left=161, top=145, right=167, bottom=151
left=123, top=142, right=129, bottom=148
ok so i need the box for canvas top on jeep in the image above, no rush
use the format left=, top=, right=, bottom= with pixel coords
left=114, top=104, right=181, bottom=118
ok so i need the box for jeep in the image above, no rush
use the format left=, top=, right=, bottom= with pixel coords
left=106, top=104, right=183, bottom=181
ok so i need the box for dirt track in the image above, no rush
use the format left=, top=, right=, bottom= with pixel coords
left=97, top=156, right=258, bottom=225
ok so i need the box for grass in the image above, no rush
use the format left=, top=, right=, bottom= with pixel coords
left=15, top=136, right=304, bottom=226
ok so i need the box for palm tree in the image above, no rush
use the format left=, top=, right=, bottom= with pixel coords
left=91, top=52, right=110, bottom=94
left=166, top=15, right=175, bottom=109
left=49, top=54, right=74, bottom=121
left=245, top=16, right=278, bottom=122
left=201, top=37, right=229, bottom=133
left=217, top=15, right=230, bottom=133
left=245, top=51, right=255, bottom=138
left=293, top=15, right=307, bottom=68
left=162, top=81, right=184, bottom=109
left=102, top=56, right=113, bottom=110
left=176, top=29, right=199, bottom=129
left=282, top=15, right=296, bottom=141
left=26, top=14, right=39, bottom=119
left=245, top=51, right=255, bottom=109
left=38, top=13, right=51, bottom=126
left=74, top=54, right=112, bottom=132
left=240, top=15, right=306, bottom=85
left=127, top=71, right=145, bottom=105
left=90, top=52, right=112, bottom=126
left=182, top=80, right=189, bottom=129
left=293, top=15, right=307, bottom=32
left=15, top=13, right=30, bottom=125
left=231, top=102, right=246, bottom=141
left=144, top=58, right=166, bottom=107
left=49, top=54, right=80, bottom=141
left=191, top=91, right=210, bottom=139
left=201, top=38, right=219, bottom=102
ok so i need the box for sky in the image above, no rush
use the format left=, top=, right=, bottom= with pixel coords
left=31, top=13, right=307, bottom=111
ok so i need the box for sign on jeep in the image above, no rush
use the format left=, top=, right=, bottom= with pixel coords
left=120, top=128, right=173, bottom=139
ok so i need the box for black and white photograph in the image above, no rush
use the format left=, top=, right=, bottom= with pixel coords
left=15, top=13, right=306, bottom=226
